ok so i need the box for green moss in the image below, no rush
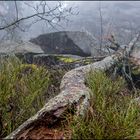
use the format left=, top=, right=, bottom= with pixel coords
left=56, top=56, right=93, bottom=65
left=56, top=56, right=76, bottom=63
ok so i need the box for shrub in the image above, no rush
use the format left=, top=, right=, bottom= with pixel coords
left=70, top=71, right=140, bottom=139
left=0, top=56, right=50, bottom=137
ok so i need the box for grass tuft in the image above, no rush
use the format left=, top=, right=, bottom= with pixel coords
left=0, top=56, right=50, bottom=137
left=70, top=70, right=140, bottom=139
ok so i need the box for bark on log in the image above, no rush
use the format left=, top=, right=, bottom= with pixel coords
left=5, top=33, right=139, bottom=139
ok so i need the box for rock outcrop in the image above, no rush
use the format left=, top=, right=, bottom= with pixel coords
left=30, top=31, right=98, bottom=57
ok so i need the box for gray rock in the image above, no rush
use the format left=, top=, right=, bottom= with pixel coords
left=30, top=31, right=98, bottom=57
left=0, top=40, right=44, bottom=54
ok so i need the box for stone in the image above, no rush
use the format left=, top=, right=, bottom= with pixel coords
left=0, top=40, right=44, bottom=54
left=30, top=31, right=98, bottom=57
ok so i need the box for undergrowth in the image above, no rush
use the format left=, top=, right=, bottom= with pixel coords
left=70, top=71, right=140, bottom=139
left=0, top=56, right=50, bottom=138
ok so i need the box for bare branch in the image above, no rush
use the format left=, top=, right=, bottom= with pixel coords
left=0, top=1, right=75, bottom=31
left=108, top=34, right=120, bottom=51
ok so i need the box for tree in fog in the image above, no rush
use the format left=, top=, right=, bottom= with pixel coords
left=0, top=1, right=76, bottom=42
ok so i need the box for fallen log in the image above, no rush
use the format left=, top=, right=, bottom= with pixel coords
left=5, top=33, right=140, bottom=139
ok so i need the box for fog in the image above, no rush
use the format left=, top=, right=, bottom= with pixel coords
left=0, top=1, right=140, bottom=45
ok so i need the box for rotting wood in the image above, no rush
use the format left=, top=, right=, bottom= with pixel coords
left=5, top=33, right=140, bottom=139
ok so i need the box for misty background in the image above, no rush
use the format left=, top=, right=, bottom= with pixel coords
left=0, top=1, right=140, bottom=45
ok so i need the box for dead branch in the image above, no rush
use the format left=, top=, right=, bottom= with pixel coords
left=107, top=34, right=120, bottom=51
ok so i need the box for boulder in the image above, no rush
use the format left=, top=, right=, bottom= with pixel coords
left=0, top=40, right=44, bottom=54
left=30, top=31, right=98, bottom=57
left=0, top=41, right=44, bottom=63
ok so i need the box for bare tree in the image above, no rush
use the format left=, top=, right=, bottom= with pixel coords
left=0, top=1, right=76, bottom=41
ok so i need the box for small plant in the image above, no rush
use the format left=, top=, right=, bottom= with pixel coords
left=0, top=56, right=50, bottom=138
left=70, top=71, right=140, bottom=139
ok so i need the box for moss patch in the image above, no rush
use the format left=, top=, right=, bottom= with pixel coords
left=56, top=55, right=94, bottom=65
left=56, top=56, right=76, bottom=63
